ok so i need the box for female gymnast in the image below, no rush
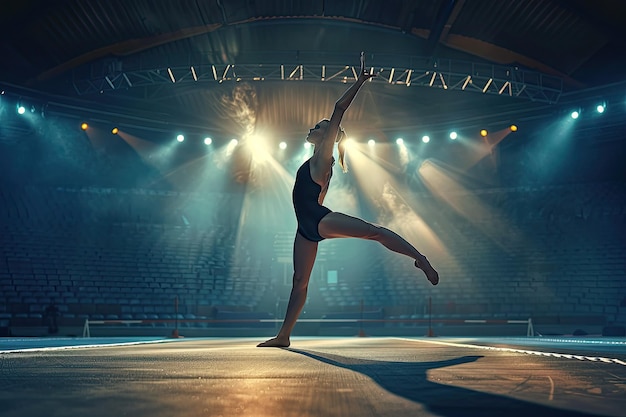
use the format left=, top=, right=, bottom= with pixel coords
left=258, top=53, right=439, bottom=348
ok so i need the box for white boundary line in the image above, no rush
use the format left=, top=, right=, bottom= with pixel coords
left=0, top=338, right=180, bottom=354
left=394, top=337, right=626, bottom=366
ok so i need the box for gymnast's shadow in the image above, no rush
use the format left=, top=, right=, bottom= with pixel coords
left=285, top=348, right=604, bottom=417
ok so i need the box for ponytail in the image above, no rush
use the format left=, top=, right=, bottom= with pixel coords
left=336, top=128, right=348, bottom=173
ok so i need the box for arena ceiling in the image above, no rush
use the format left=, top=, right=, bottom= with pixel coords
left=1, top=0, right=625, bottom=144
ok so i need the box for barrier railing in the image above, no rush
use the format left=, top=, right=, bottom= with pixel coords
left=82, top=317, right=534, bottom=338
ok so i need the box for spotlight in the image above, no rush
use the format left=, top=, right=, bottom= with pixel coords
left=396, top=138, right=404, bottom=145
left=17, top=105, right=26, bottom=115
left=111, top=127, right=119, bottom=135
left=229, top=139, right=238, bottom=146
left=449, top=131, right=458, bottom=140
left=204, top=137, right=212, bottom=145
left=81, top=122, right=89, bottom=131
left=279, top=141, right=287, bottom=150
left=596, top=103, right=606, bottom=114
left=176, top=134, right=185, bottom=143
left=570, top=110, right=580, bottom=119
left=480, top=129, right=488, bottom=137
left=421, top=135, right=430, bottom=143
left=367, top=139, right=376, bottom=147
left=510, top=125, right=518, bottom=132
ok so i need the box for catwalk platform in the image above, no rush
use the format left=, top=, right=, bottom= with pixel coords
left=1, top=336, right=625, bottom=417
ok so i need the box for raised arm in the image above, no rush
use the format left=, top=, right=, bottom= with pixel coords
left=316, top=53, right=375, bottom=162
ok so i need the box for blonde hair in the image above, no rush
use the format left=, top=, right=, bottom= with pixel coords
left=337, top=127, right=348, bottom=173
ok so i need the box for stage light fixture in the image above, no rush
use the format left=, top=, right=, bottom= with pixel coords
left=167, top=68, right=176, bottom=83
left=367, top=139, right=376, bottom=146
left=510, top=125, right=518, bottom=132
left=81, top=122, right=89, bottom=130
left=17, top=105, right=26, bottom=115
left=422, top=135, right=430, bottom=143
left=449, top=131, right=458, bottom=140
left=396, top=138, right=404, bottom=145
left=229, top=139, right=238, bottom=146
left=204, top=137, right=212, bottom=145
left=176, top=134, right=185, bottom=142
left=111, top=127, right=119, bottom=135
left=570, top=110, right=580, bottom=119
left=480, top=129, right=488, bottom=137
left=596, top=103, right=606, bottom=114
left=482, top=78, right=493, bottom=93
left=279, top=141, right=287, bottom=150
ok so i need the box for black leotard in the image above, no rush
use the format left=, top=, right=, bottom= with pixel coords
left=292, top=159, right=332, bottom=242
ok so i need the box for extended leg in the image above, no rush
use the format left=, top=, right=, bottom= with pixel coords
left=318, top=212, right=439, bottom=285
left=257, top=232, right=318, bottom=347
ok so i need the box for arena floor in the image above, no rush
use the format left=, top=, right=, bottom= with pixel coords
left=1, top=336, right=625, bottom=417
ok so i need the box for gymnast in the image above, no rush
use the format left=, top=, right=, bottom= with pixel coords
left=258, top=53, right=439, bottom=348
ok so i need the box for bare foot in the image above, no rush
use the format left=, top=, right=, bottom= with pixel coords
left=415, top=256, right=439, bottom=285
left=257, top=336, right=290, bottom=348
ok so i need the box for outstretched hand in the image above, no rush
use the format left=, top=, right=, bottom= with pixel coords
left=359, top=52, right=376, bottom=82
